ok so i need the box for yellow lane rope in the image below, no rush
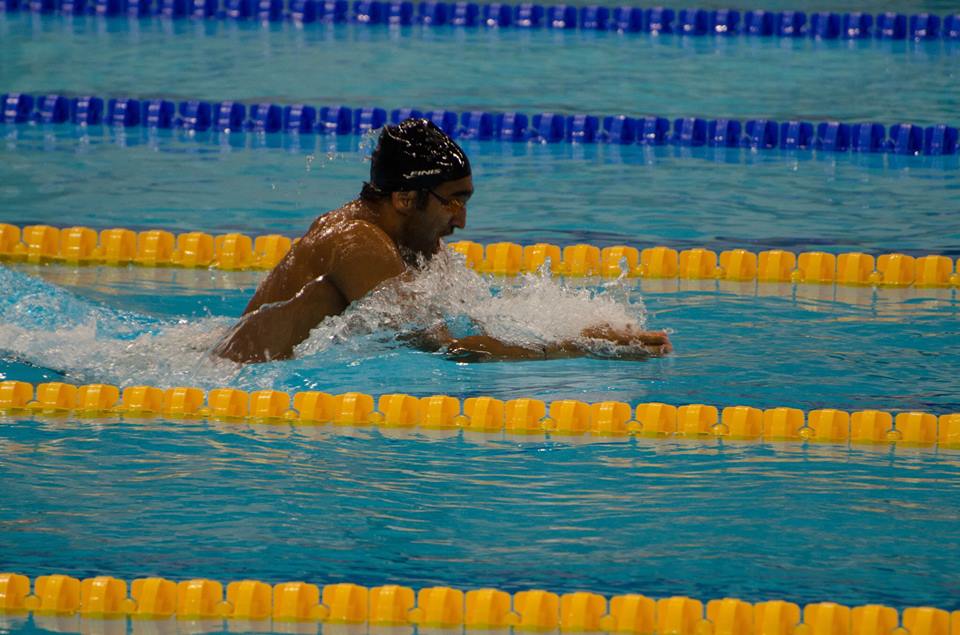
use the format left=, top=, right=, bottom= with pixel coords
left=0, top=572, right=957, bottom=631
left=2, top=223, right=959, bottom=287
left=2, top=381, right=958, bottom=447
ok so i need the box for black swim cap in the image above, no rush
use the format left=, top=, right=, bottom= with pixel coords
left=368, top=118, right=471, bottom=193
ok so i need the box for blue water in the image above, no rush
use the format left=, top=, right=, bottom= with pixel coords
left=1, top=15, right=959, bottom=125
left=3, top=127, right=960, bottom=254
left=1, top=417, right=960, bottom=612
left=2, top=262, right=958, bottom=418
left=3, top=10, right=960, bottom=630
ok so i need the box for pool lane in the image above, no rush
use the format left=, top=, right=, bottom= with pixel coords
left=1, top=14, right=958, bottom=125
left=2, top=128, right=959, bottom=255
left=2, top=264, right=958, bottom=415
left=1, top=416, right=959, bottom=610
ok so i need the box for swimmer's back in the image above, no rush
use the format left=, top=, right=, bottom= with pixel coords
left=243, top=204, right=404, bottom=315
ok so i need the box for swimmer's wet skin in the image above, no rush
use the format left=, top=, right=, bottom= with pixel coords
left=212, top=118, right=671, bottom=364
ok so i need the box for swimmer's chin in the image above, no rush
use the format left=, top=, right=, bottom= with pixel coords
left=422, top=235, right=452, bottom=258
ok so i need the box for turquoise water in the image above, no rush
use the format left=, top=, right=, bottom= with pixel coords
left=1, top=418, right=960, bottom=612
left=3, top=9, right=960, bottom=630
left=2, top=128, right=959, bottom=414
left=2, top=256, right=959, bottom=416
left=3, top=127, right=960, bottom=254
left=2, top=15, right=959, bottom=125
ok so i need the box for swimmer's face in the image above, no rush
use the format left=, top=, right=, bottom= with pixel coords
left=400, top=175, right=473, bottom=258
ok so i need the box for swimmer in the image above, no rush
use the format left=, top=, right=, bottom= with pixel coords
left=213, top=118, right=671, bottom=363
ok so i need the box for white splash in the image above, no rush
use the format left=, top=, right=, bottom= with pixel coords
left=0, top=249, right=653, bottom=389
left=0, top=267, right=242, bottom=388
left=0, top=315, right=241, bottom=389
left=357, top=126, right=382, bottom=163
left=295, top=246, right=648, bottom=357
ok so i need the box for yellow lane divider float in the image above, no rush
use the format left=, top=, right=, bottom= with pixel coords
left=0, top=224, right=290, bottom=270
left=1, top=572, right=958, bottom=632
left=2, top=381, right=958, bottom=448
left=2, top=223, right=960, bottom=287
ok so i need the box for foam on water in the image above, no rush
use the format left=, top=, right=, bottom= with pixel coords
left=298, top=247, right=647, bottom=354
left=0, top=251, right=650, bottom=390
left=0, top=266, right=237, bottom=387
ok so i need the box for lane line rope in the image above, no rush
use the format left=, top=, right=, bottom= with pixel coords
left=3, top=0, right=959, bottom=46
left=2, top=381, right=958, bottom=447
left=2, top=92, right=958, bottom=156
left=1, top=572, right=957, bottom=629
left=2, top=223, right=959, bottom=287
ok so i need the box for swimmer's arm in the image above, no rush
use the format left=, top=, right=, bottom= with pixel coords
left=399, top=323, right=455, bottom=352
left=213, top=277, right=349, bottom=363
left=444, top=325, right=672, bottom=362
left=243, top=231, right=316, bottom=315
left=215, top=221, right=406, bottom=363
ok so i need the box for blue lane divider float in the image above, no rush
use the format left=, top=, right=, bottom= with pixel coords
left=2, top=92, right=958, bottom=157
left=2, top=0, right=960, bottom=44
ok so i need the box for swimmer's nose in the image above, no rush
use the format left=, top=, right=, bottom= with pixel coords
left=451, top=206, right=466, bottom=230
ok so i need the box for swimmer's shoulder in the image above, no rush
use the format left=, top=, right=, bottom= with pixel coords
left=338, top=219, right=398, bottom=252
left=300, top=214, right=405, bottom=301
left=295, top=206, right=403, bottom=281
left=304, top=208, right=397, bottom=255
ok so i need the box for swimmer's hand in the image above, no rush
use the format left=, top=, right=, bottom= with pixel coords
left=580, top=323, right=673, bottom=356
left=444, top=325, right=672, bottom=362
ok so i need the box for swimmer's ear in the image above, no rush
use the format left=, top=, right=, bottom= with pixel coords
left=391, top=190, right=418, bottom=214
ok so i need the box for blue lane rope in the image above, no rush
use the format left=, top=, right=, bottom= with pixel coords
left=2, top=0, right=960, bottom=44
left=2, top=92, right=958, bottom=157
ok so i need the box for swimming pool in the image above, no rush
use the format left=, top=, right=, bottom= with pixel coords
left=2, top=5, right=960, bottom=634
left=3, top=14, right=959, bottom=124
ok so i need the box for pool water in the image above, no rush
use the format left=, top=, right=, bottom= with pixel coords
left=3, top=127, right=959, bottom=254
left=2, top=259, right=959, bottom=414
left=2, top=15, right=959, bottom=124
left=2, top=6, right=960, bottom=631
left=2, top=418, right=960, bottom=611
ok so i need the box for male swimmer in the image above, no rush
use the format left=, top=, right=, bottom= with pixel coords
left=213, top=118, right=671, bottom=363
